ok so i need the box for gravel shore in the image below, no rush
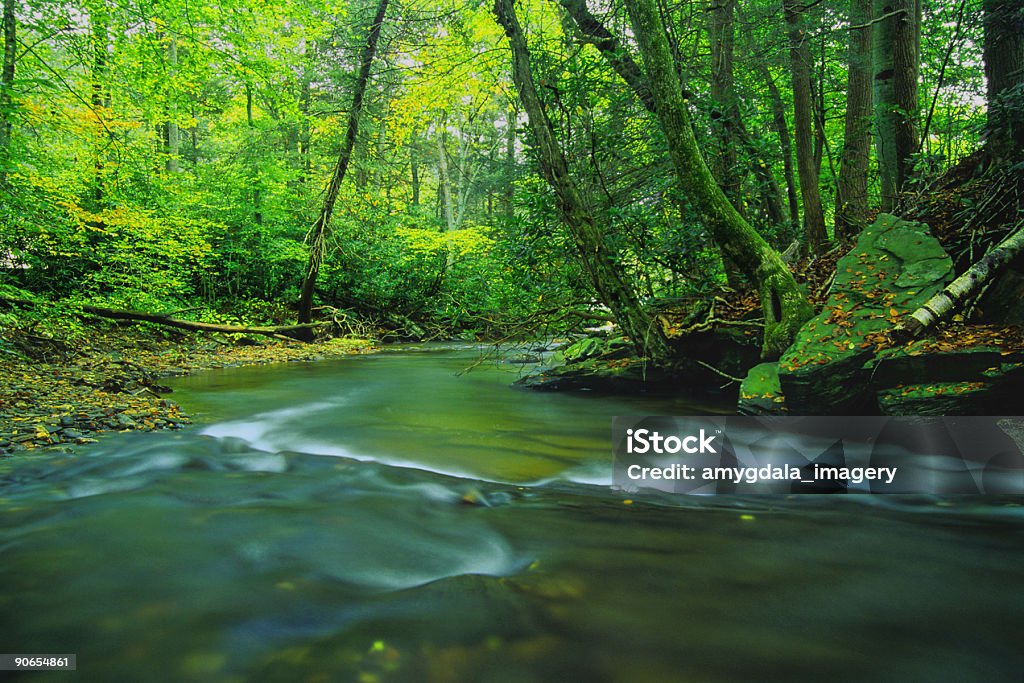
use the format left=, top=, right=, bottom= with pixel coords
left=0, top=330, right=374, bottom=455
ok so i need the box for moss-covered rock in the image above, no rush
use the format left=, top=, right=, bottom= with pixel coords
left=520, top=328, right=759, bottom=396
left=877, top=382, right=995, bottom=416
left=513, top=357, right=673, bottom=392
left=876, top=359, right=1024, bottom=415
left=872, top=343, right=1024, bottom=386
left=558, top=336, right=633, bottom=364
left=738, top=362, right=787, bottom=415
left=778, top=214, right=953, bottom=413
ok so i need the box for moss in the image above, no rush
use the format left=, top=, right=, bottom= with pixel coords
left=777, top=214, right=954, bottom=413
left=738, top=362, right=788, bottom=414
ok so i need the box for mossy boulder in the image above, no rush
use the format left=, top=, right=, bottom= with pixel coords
left=514, top=356, right=673, bottom=392
left=558, top=336, right=633, bottom=364
left=738, top=362, right=787, bottom=415
left=872, top=343, right=1024, bottom=386
left=877, top=382, right=996, bottom=416
left=520, top=328, right=758, bottom=395
left=876, top=356, right=1024, bottom=415
left=777, top=214, right=953, bottom=413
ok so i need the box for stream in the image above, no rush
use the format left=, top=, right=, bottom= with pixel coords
left=1, top=345, right=1022, bottom=682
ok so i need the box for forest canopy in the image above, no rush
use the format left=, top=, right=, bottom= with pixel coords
left=0, top=0, right=1019, bottom=353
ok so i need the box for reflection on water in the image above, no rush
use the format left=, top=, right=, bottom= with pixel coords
left=0, top=346, right=1021, bottom=682
left=177, top=345, right=726, bottom=484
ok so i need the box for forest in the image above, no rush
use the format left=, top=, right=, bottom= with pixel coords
left=0, top=0, right=1022, bottom=414
left=2, top=1, right=1024, bottom=678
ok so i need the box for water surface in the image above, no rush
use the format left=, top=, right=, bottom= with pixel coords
left=0, top=345, right=1021, bottom=682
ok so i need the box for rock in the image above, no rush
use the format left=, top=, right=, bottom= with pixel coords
left=877, top=382, right=994, bottom=416
left=738, top=362, right=787, bottom=415
left=506, top=354, right=541, bottom=365
left=778, top=214, right=953, bottom=413
left=559, top=336, right=632, bottom=364
left=876, top=358, right=1024, bottom=415
left=515, top=357, right=673, bottom=393
left=114, top=413, right=137, bottom=428
left=976, top=261, right=1024, bottom=325
left=872, top=343, right=1024, bottom=387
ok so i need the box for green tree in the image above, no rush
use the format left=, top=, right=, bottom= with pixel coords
left=297, top=0, right=390, bottom=325
left=623, top=0, right=814, bottom=358
left=493, top=0, right=674, bottom=364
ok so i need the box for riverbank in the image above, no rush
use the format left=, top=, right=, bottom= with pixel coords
left=0, top=328, right=375, bottom=454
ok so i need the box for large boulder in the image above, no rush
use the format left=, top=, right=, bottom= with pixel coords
left=513, top=355, right=675, bottom=392
left=515, top=335, right=672, bottom=392
left=777, top=214, right=953, bottom=414
left=517, top=327, right=760, bottom=396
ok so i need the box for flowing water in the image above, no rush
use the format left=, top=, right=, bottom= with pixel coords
left=1, top=345, right=1022, bottom=682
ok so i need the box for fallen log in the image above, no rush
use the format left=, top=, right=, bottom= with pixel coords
left=895, top=224, right=1024, bottom=340
left=0, top=296, right=326, bottom=341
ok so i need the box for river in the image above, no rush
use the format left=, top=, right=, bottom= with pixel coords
left=1, top=345, right=1022, bottom=681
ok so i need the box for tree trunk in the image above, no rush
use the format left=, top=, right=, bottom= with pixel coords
left=561, top=0, right=781, bottom=235
left=557, top=0, right=656, bottom=112
left=834, top=0, right=873, bottom=239
left=410, top=139, right=420, bottom=206
left=504, top=102, right=516, bottom=217
left=711, top=0, right=787, bottom=229
left=165, top=36, right=180, bottom=173
left=0, top=0, right=15, bottom=186
left=436, top=125, right=456, bottom=231
left=758, top=61, right=800, bottom=229
left=708, top=0, right=743, bottom=213
left=0, top=297, right=327, bottom=341
left=873, top=0, right=919, bottom=210
left=493, top=0, right=673, bottom=365
left=983, top=0, right=1024, bottom=158
left=436, top=125, right=456, bottom=271
left=296, top=0, right=389, bottom=325
left=91, top=0, right=110, bottom=207
left=454, top=132, right=474, bottom=230
left=783, top=0, right=827, bottom=255
left=623, top=0, right=814, bottom=358
left=708, top=0, right=747, bottom=285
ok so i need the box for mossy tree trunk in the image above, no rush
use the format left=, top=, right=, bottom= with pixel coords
left=623, top=0, right=813, bottom=359
left=493, top=0, right=673, bottom=365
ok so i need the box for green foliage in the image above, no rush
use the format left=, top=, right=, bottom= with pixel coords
left=0, top=0, right=999, bottom=340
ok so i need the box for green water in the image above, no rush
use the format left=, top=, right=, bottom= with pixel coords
left=0, top=345, right=1021, bottom=682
